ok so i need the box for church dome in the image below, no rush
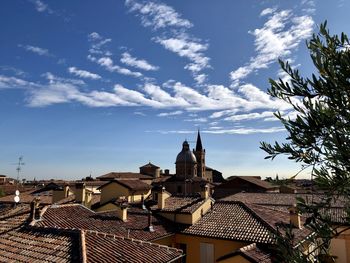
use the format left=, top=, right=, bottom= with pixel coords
left=176, top=140, right=197, bottom=163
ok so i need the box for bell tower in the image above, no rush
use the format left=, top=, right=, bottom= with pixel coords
left=193, top=130, right=205, bottom=178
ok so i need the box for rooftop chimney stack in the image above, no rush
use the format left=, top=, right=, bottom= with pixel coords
left=116, top=202, right=128, bottom=222
left=63, top=184, right=69, bottom=198
left=158, top=187, right=170, bottom=210
left=75, top=182, right=86, bottom=204
left=148, top=210, right=154, bottom=232
left=30, top=197, right=40, bottom=222
left=201, top=184, right=209, bottom=199
left=288, top=204, right=301, bottom=229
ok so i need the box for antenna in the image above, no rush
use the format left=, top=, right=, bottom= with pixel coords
left=15, top=156, right=25, bottom=184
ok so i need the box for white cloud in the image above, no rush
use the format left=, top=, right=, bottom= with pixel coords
left=223, top=111, right=275, bottom=122
left=120, top=52, right=159, bottom=71
left=19, top=44, right=52, bottom=57
left=155, top=36, right=210, bottom=73
left=184, top=117, right=207, bottom=123
left=260, top=7, right=276, bottom=17
left=125, top=0, right=192, bottom=30
left=203, top=127, right=285, bottom=135
left=95, top=57, right=143, bottom=78
left=68, top=67, right=101, bottom=80
left=29, top=0, right=52, bottom=13
left=114, top=84, right=163, bottom=107
left=0, top=75, right=35, bottom=89
left=230, top=8, right=314, bottom=86
left=157, top=110, right=183, bottom=117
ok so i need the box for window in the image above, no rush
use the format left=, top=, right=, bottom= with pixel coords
left=177, top=185, right=182, bottom=194
left=200, top=243, right=214, bottom=263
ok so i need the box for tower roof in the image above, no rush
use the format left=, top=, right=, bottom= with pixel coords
left=176, top=140, right=197, bottom=163
left=195, top=130, right=203, bottom=151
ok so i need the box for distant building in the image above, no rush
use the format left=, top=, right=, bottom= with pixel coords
left=213, top=176, right=279, bottom=199
left=155, top=131, right=222, bottom=196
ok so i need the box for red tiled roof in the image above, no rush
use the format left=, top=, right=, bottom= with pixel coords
left=182, top=201, right=274, bottom=243
left=97, top=172, right=153, bottom=180
left=0, top=205, right=183, bottom=263
left=182, top=201, right=311, bottom=244
left=151, top=196, right=207, bottom=214
left=84, top=230, right=182, bottom=263
left=139, top=162, right=160, bottom=169
left=0, top=190, right=52, bottom=205
left=99, top=179, right=151, bottom=191
left=221, top=192, right=347, bottom=207
left=0, top=227, right=82, bottom=262
left=36, top=204, right=177, bottom=241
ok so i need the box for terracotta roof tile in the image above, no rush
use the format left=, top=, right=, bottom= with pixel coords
left=0, top=190, right=52, bottom=205
left=151, top=196, right=207, bottom=214
left=102, top=179, right=151, bottom=191
left=182, top=201, right=274, bottom=244
left=36, top=204, right=176, bottom=241
left=84, top=230, right=182, bottom=263
left=97, top=172, right=153, bottom=180
left=0, top=227, right=81, bottom=262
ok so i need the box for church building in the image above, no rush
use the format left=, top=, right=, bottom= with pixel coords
left=155, top=130, right=222, bottom=196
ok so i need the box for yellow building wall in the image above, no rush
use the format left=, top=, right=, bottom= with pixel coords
left=175, top=234, right=248, bottom=263
left=330, top=227, right=350, bottom=263
left=100, top=182, right=131, bottom=204
left=152, top=235, right=176, bottom=247
left=100, top=183, right=151, bottom=204
left=158, top=198, right=213, bottom=225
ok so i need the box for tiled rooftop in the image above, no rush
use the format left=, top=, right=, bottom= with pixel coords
left=0, top=190, right=52, bottom=205
left=36, top=204, right=176, bottom=241
left=182, top=200, right=311, bottom=244
left=84, top=230, right=183, bottom=263
left=97, top=172, right=153, bottom=180
left=221, top=192, right=346, bottom=207
left=0, top=204, right=183, bottom=262
left=0, top=227, right=81, bottom=262
left=151, top=196, right=207, bottom=214
left=182, top=201, right=274, bottom=244
left=106, top=179, right=151, bottom=191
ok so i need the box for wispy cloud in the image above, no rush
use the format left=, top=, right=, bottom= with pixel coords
left=125, top=0, right=211, bottom=85
left=223, top=111, right=275, bottom=122
left=68, top=67, right=101, bottom=80
left=230, top=8, right=314, bottom=86
left=155, top=36, right=210, bottom=73
left=0, top=66, right=27, bottom=77
left=0, top=75, right=35, bottom=89
left=29, top=0, right=52, bottom=13
left=158, top=110, right=183, bottom=117
left=147, top=127, right=285, bottom=135
left=203, top=127, right=285, bottom=134
left=125, top=0, right=192, bottom=30
left=90, top=56, right=143, bottom=78
left=18, top=44, right=52, bottom=57
left=120, top=52, right=159, bottom=71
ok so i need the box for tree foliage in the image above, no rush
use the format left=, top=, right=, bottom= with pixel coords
left=261, top=21, right=350, bottom=262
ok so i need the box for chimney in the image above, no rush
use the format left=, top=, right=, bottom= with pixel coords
left=158, top=187, right=170, bottom=210
left=154, top=168, right=161, bottom=178
left=84, top=190, right=92, bottom=209
left=116, top=202, right=128, bottom=222
left=147, top=210, right=154, bottom=232
left=201, top=184, right=209, bottom=199
left=30, top=197, right=40, bottom=222
left=63, top=184, right=69, bottom=198
left=75, top=182, right=86, bottom=204
left=288, top=204, right=301, bottom=229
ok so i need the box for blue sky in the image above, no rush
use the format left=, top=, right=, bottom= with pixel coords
left=0, top=0, right=349, bottom=180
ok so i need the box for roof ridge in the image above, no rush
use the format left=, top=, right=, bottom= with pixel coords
left=84, top=229, right=183, bottom=253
